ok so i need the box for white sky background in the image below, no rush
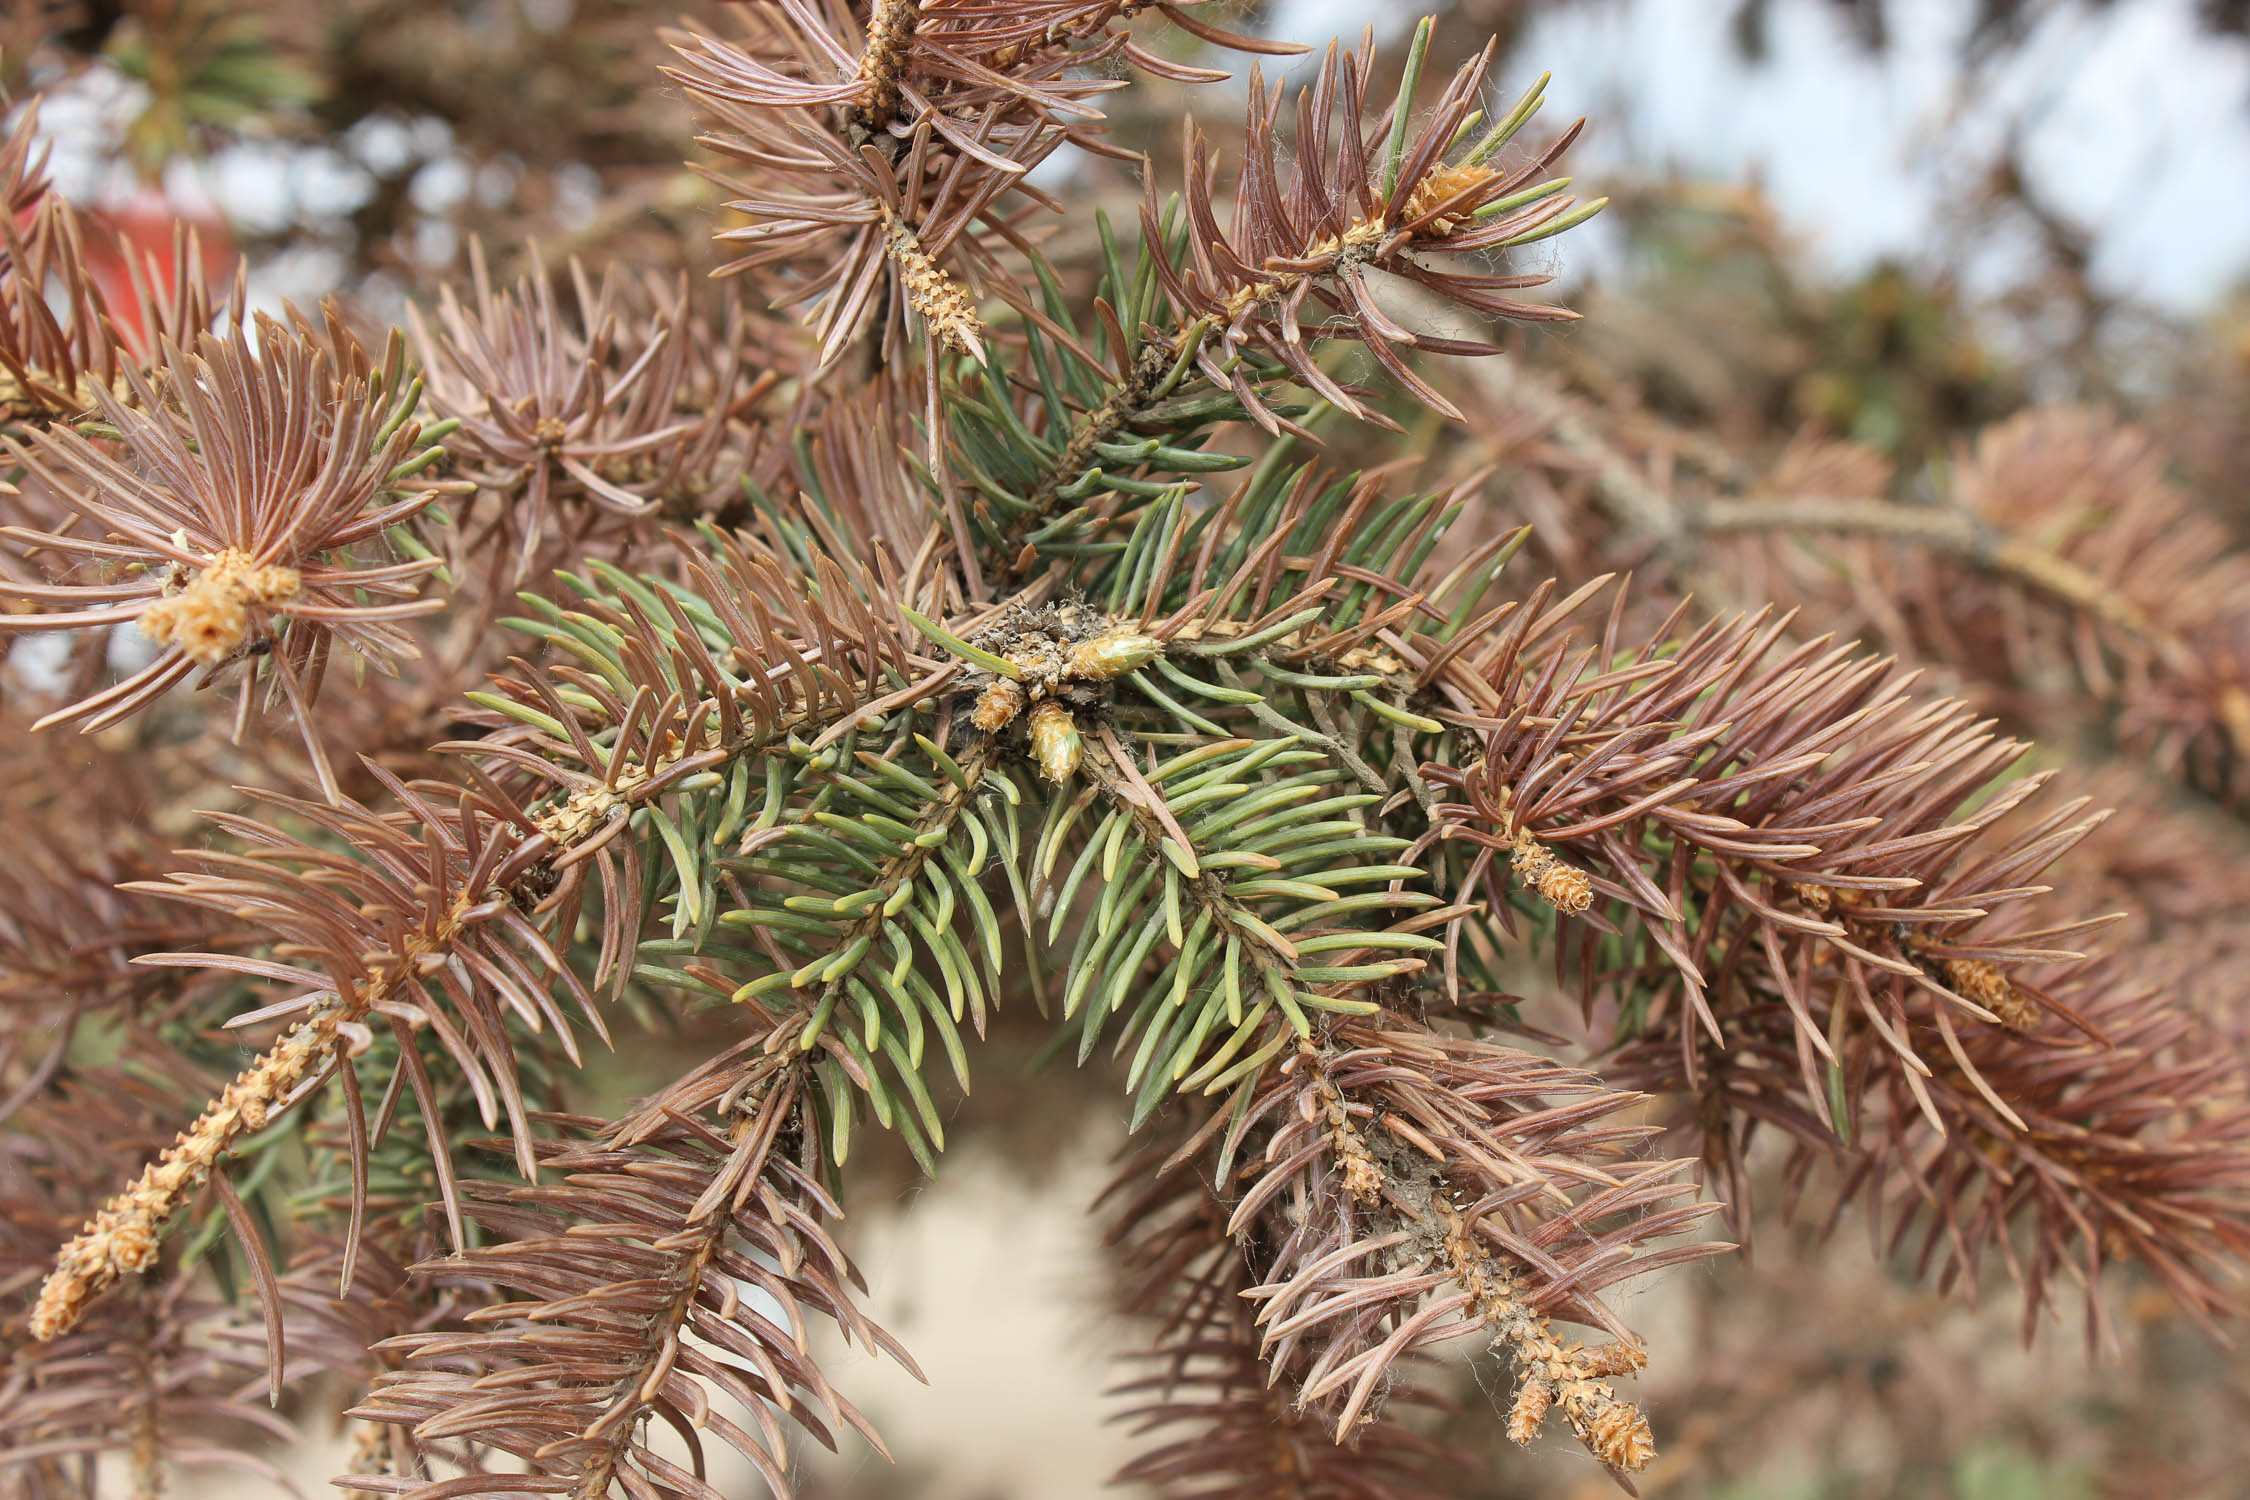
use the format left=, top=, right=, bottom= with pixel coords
left=25, top=0, right=2250, bottom=320
left=1274, top=0, right=2250, bottom=316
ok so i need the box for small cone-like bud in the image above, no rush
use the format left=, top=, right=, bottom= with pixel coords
left=1028, top=700, right=1082, bottom=784
left=140, top=549, right=301, bottom=666
left=1507, top=1381, right=1552, bottom=1448
left=854, top=0, right=920, bottom=129
left=1067, top=632, right=1164, bottom=679
left=1588, top=1404, right=1655, bottom=1471
left=1945, top=957, right=2039, bottom=1030
left=883, top=215, right=985, bottom=362
left=1401, top=160, right=1502, bottom=234
left=1577, top=1340, right=1649, bottom=1377
left=1512, top=837, right=1593, bottom=915
left=33, top=1014, right=335, bottom=1340
left=972, top=677, right=1025, bottom=732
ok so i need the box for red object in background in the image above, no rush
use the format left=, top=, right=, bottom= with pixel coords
left=79, top=193, right=235, bottom=354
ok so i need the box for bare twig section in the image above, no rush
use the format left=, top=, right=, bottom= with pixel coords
left=30, top=897, right=466, bottom=1341
left=1697, top=448, right=2250, bottom=776
left=882, top=209, right=986, bottom=361
left=1465, top=369, right=2250, bottom=786
left=127, top=1313, right=163, bottom=1500
left=1436, top=1198, right=1654, bottom=1472
left=854, top=0, right=922, bottom=134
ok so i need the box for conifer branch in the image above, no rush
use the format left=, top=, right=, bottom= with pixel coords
left=35, top=544, right=939, bottom=1340
left=1104, top=1129, right=1470, bottom=1497
left=8, top=11, right=2249, bottom=1496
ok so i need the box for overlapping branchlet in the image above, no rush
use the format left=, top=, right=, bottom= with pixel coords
left=1102, top=1129, right=1473, bottom=1499
left=1146, top=38, right=1593, bottom=434
left=410, top=245, right=783, bottom=583
left=1210, top=1021, right=1719, bottom=1478
left=0, top=315, right=455, bottom=799
left=0, top=1074, right=297, bottom=1494
left=29, top=531, right=930, bottom=1348
left=669, top=0, right=1239, bottom=367
left=346, top=1041, right=916, bottom=1498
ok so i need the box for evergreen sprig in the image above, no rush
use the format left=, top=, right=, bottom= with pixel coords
left=1, top=6, right=2245, bottom=1499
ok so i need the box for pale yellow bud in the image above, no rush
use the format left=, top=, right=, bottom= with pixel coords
left=1028, top=700, right=1081, bottom=784
left=1067, top=633, right=1164, bottom=680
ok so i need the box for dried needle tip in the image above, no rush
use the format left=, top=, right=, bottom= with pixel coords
left=139, top=548, right=303, bottom=666
left=31, top=1014, right=334, bottom=1339
left=1512, top=835, right=1593, bottom=915
left=883, top=214, right=986, bottom=363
